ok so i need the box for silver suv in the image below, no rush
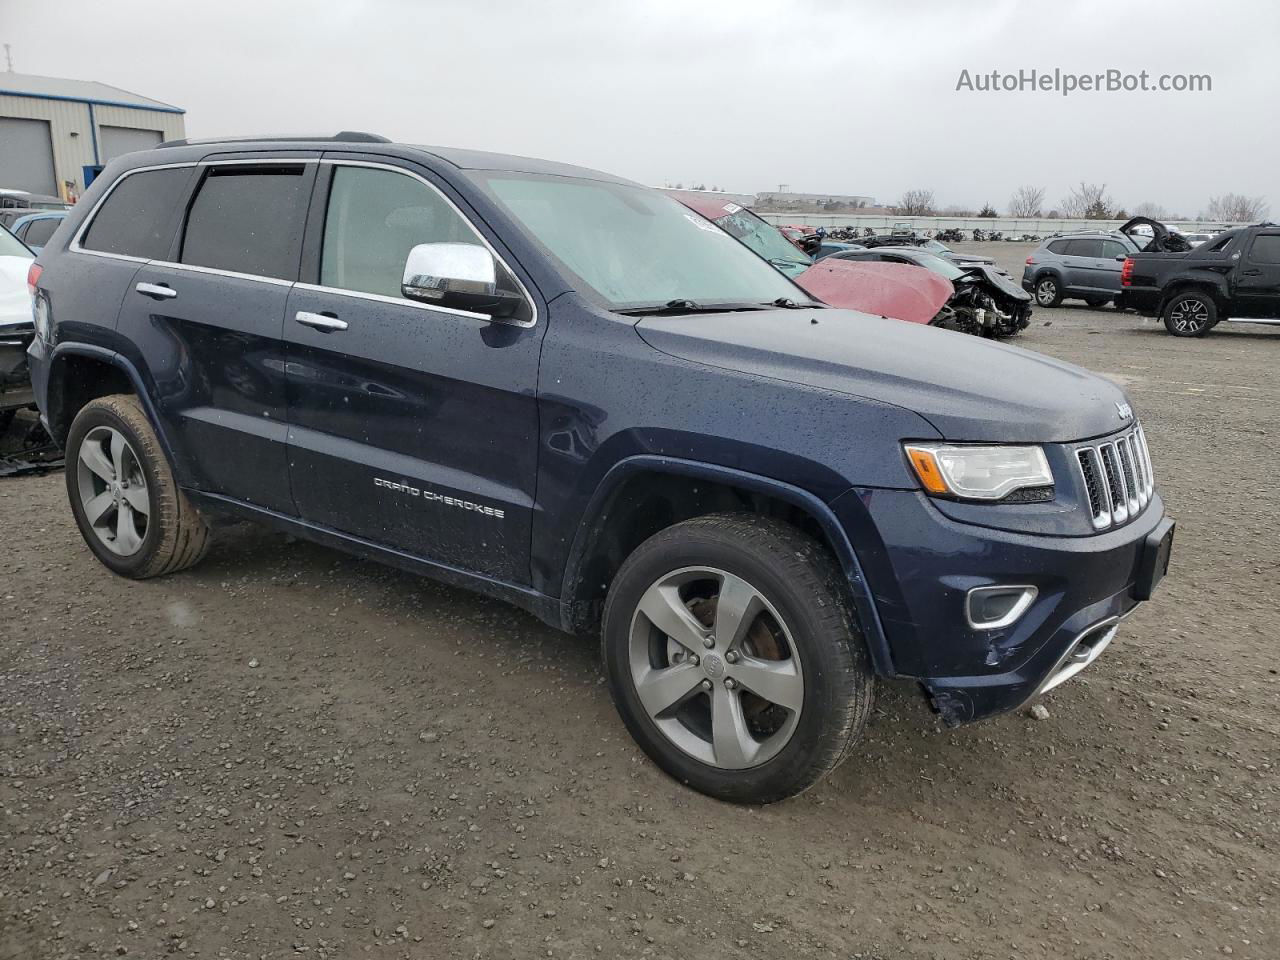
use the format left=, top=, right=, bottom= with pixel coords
left=1021, top=232, right=1139, bottom=308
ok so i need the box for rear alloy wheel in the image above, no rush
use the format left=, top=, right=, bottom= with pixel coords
left=1163, top=293, right=1217, bottom=337
left=65, top=394, right=211, bottom=578
left=1035, top=276, right=1062, bottom=307
left=602, top=514, right=873, bottom=803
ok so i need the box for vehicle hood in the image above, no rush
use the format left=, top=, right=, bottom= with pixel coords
left=635, top=308, right=1132, bottom=443
left=794, top=259, right=952, bottom=325
left=956, top=264, right=1032, bottom=302
left=0, top=255, right=34, bottom=333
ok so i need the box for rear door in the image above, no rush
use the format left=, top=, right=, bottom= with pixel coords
left=114, top=157, right=317, bottom=513
left=1061, top=238, right=1103, bottom=292
left=1234, top=232, right=1280, bottom=317
left=283, top=157, right=544, bottom=583
left=1096, top=239, right=1131, bottom=293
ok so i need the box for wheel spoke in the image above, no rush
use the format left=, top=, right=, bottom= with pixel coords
left=637, top=583, right=708, bottom=653
left=83, top=491, right=115, bottom=525
left=634, top=661, right=703, bottom=717
left=713, top=573, right=764, bottom=650
left=109, top=430, right=128, bottom=479
left=114, top=504, right=141, bottom=554
left=731, top=657, right=804, bottom=713
left=710, top=684, right=756, bottom=768
left=79, top=441, right=115, bottom=482
left=122, top=483, right=149, bottom=516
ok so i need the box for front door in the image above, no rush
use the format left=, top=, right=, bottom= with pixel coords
left=1234, top=232, right=1280, bottom=318
left=284, top=159, right=544, bottom=584
left=114, top=159, right=316, bottom=514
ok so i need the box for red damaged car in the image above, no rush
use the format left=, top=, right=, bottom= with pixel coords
left=672, top=194, right=951, bottom=325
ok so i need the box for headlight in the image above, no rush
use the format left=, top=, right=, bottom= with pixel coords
left=904, top=443, right=1053, bottom=501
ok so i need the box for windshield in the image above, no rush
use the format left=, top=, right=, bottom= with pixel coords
left=711, top=208, right=811, bottom=277
left=476, top=174, right=807, bottom=309
left=904, top=251, right=966, bottom=280
left=0, top=225, right=32, bottom=259
left=919, top=239, right=949, bottom=253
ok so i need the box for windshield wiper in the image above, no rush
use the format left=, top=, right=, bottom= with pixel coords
left=615, top=299, right=770, bottom=316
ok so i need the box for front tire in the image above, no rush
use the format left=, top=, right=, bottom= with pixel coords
left=1085, top=297, right=1111, bottom=309
left=1034, top=275, right=1062, bottom=307
left=1163, top=292, right=1217, bottom=337
left=601, top=514, right=874, bottom=803
left=65, top=394, right=211, bottom=578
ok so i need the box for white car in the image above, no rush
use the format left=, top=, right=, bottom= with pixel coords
left=1, top=224, right=36, bottom=430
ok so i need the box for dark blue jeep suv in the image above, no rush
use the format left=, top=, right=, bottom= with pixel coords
left=26, top=134, right=1174, bottom=802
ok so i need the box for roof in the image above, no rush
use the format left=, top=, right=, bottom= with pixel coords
left=0, top=71, right=184, bottom=113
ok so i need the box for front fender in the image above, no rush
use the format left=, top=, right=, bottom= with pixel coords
left=558, top=454, right=896, bottom=676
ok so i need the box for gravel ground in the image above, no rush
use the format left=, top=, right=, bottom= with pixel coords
left=2, top=241, right=1277, bottom=959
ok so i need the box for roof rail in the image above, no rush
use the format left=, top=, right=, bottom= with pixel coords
left=157, top=131, right=391, bottom=148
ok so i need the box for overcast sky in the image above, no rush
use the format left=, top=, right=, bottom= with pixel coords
left=5, top=0, right=1275, bottom=216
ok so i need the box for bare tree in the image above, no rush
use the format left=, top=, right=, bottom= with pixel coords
left=1133, top=201, right=1168, bottom=220
left=1007, top=185, right=1046, bottom=218
left=1061, top=182, right=1115, bottom=220
left=1202, top=193, right=1270, bottom=222
left=897, top=188, right=936, bottom=216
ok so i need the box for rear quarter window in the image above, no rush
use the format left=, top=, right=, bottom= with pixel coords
left=80, top=167, right=195, bottom=259
left=1046, top=239, right=1070, bottom=255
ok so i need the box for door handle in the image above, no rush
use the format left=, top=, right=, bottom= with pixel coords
left=136, top=282, right=177, bottom=300
left=1241, top=268, right=1262, bottom=277
left=295, top=311, right=348, bottom=332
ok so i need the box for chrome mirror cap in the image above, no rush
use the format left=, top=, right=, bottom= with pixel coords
left=402, top=242, right=497, bottom=302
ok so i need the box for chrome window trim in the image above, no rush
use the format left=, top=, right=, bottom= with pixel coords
left=313, top=158, right=538, bottom=329
left=148, top=259, right=295, bottom=287
left=69, top=158, right=316, bottom=264
left=293, top=282, right=490, bottom=321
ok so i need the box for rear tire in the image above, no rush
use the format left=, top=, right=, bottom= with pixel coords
left=601, top=514, right=874, bottom=803
left=1034, top=275, right=1062, bottom=307
left=1162, top=291, right=1217, bottom=337
left=65, top=394, right=211, bottom=578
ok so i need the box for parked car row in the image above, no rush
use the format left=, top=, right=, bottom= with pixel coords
left=22, top=134, right=1176, bottom=803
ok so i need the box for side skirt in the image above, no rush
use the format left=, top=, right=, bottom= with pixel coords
left=185, top=490, right=564, bottom=630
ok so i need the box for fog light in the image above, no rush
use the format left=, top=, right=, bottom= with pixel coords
left=966, top=585, right=1038, bottom=630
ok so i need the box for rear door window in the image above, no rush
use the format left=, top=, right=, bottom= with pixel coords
left=180, top=166, right=311, bottom=280
left=80, top=167, right=194, bottom=259
left=1247, top=234, right=1280, bottom=263
left=1067, top=238, right=1103, bottom=258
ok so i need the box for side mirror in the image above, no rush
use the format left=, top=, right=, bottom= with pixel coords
left=401, top=242, right=524, bottom=319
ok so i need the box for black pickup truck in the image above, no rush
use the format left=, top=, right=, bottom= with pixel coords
left=1121, top=222, right=1280, bottom=337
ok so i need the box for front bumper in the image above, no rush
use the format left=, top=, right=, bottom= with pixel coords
left=830, top=487, right=1172, bottom=725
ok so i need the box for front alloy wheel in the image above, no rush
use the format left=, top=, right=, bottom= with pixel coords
left=628, top=567, right=804, bottom=769
left=602, top=514, right=874, bottom=803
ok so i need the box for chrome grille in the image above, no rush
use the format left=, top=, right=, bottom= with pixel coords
left=1076, top=425, right=1154, bottom=530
